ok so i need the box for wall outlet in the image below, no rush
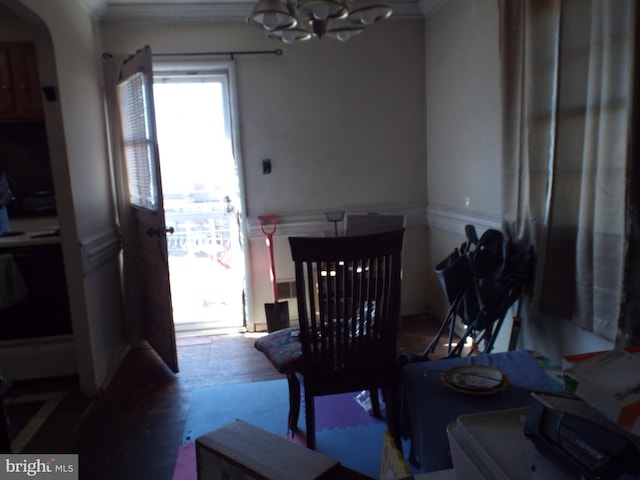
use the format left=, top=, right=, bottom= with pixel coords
left=262, top=159, right=272, bottom=174
left=276, top=280, right=296, bottom=299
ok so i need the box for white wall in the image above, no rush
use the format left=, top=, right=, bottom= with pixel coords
left=424, top=0, right=614, bottom=362
left=424, top=0, right=502, bottom=319
left=99, top=18, right=429, bottom=329
left=4, top=0, right=127, bottom=395
left=99, top=20, right=426, bottom=215
left=426, top=1, right=502, bottom=215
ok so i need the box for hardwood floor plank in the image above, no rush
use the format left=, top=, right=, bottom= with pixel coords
left=7, top=314, right=446, bottom=480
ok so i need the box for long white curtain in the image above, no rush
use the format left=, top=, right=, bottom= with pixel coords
left=501, top=0, right=636, bottom=343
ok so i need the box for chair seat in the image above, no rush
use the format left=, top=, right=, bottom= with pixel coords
left=254, top=327, right=302, bottom=374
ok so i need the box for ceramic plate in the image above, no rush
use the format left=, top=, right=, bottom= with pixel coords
left=441, top=364, right=509, bottom=395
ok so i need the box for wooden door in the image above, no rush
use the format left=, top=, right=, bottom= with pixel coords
left=116, top=46, right=178, bottom=373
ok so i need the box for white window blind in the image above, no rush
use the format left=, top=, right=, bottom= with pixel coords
left=117, top=71, right=158, bottom=210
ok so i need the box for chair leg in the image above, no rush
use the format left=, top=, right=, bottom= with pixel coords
left=370, top=388, right=381, bottom=418
left=304, top=388, right=316, bottom=449
left=384, top=383, right=402, bottom=455
left=287, top=373, right=300, bottom=432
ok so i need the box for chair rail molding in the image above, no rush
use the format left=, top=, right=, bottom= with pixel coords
left=80, top=228, right=122, bottom=273
left=426, top=203, right=500, bottom=236
left=247, top=204, right=427, bottom=239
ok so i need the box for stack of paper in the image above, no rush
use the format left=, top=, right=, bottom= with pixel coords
left=564, top=349, right=640, bottom=435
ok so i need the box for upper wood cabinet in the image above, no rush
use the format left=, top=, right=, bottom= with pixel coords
left=0, top=42, right=43, bottom=120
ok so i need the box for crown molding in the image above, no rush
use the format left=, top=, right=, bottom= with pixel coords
left=96, top=1, right=424, bottom=23
left=100, top=3, right=251, bottom=22
left=77, top=0, right=107, bottom=18
left=419, top=0, right=449, bottom=17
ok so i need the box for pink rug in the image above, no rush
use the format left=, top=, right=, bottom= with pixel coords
left=172, top=443, right=196, bottom=480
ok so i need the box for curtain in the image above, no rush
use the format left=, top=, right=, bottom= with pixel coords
left=501, top=0, right=637, bottom=344
left=619, top=14, right=640, bottom=347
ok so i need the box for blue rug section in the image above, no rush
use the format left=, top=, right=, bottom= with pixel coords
left=182, top=379, right=414, bottom=478
left=183, top=379, right=291, bottom=443
left=315, top=422, right=387, bottom=478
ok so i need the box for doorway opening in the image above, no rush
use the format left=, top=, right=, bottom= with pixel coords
left=153, top=69, right=246, bottom=337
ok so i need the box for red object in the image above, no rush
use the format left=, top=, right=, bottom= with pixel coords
left=258, top=215, right=279, bottom=302
left=562, top=346, right=640, bottom=370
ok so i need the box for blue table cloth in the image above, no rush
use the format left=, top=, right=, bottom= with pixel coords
left=398, top=350, right=554, bottom=472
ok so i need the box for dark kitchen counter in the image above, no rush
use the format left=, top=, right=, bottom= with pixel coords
left=0, top=216, right=60, bottom=247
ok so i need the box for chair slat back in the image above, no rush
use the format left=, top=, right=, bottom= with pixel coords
left=289, top=229, right=404, bottom=379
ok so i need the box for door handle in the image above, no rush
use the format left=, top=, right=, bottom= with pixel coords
left=146, top=226, right=175, bottom=237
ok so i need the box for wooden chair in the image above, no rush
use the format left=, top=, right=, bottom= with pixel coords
left=291, top=229, right=404, bottom=449
left=255, top=229, right=405, bottom=448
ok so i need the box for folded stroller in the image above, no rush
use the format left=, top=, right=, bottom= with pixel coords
left=423, top=225, right=534, bottom=358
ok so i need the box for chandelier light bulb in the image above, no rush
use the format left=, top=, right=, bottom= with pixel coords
left=359, top=9, right=376, bottom=25
left=336, top=30, right=351, bottom=41
left=282, top=30, right=297, bottom=43
left=312, top=3, right=330, bottom=20
left=262, top=12, right=279, bottom=30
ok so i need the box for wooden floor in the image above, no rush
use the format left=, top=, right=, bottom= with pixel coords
left=7, top=314, right=448, bottom=480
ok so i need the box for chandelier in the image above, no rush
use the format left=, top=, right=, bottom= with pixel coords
left=247, top=0, right=393, bottom=43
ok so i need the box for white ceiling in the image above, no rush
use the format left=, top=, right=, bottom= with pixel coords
left=80, top=0, right=440, bottom=22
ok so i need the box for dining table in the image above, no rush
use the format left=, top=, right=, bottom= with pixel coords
left=397, top=349, right=562, bottom=472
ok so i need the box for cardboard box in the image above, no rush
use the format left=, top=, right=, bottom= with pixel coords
left=196, top=420, right=341, bottom=480
left=564, top=348, right=640, bottom=435
left=562, top=346, right=640, bottom=371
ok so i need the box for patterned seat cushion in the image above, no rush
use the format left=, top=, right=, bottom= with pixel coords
left=254, top=327, right=302, bottom=374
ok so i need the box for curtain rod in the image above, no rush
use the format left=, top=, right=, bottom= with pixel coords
left=103, top=48, right=283, bottom=61
left=153, top=49, right=283, bottom=59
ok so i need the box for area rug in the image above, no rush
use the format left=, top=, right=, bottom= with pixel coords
left=175, top=379, right=399, bottom=479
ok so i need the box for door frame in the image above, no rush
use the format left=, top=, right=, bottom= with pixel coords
left=152, top=57, right=252, bottom=332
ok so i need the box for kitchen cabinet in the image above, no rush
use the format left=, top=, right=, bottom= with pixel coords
left=0, top=42, right=43, bottom=120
